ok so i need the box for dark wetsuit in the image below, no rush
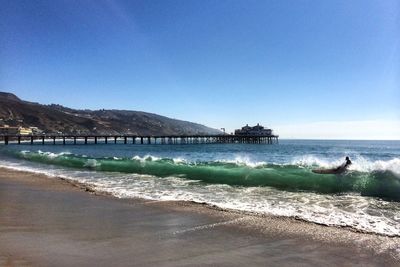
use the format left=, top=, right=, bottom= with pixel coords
left=345, top=158, right=352, bottom=167
left=335, top=158, right=352, bottom=172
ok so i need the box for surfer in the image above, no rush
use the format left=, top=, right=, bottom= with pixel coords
left=312, top=156, right=352, bottom=174
left=335, top=156, right=352, bottom=172
left=344, top=156, right=352, bottom=167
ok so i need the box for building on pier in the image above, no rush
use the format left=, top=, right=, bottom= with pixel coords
left=234, top=123, right=273, bottom=136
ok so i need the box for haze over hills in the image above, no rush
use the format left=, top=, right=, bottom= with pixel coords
left=0, top=92, right=222, bottom=135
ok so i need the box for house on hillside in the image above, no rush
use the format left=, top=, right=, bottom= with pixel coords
left=0, top=126, right=39, bottom=135
left=0, top=126, right=19, bottom=135
left=19, top=127, right=33, bottom=135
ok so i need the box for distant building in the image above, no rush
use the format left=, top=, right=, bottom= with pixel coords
left=234, top=123, right=273, bottom=136
left=0, top=126, right=19, bottom=135
left=0, top=126, right=38, bottom=135
left=19, top=127, right=33, bottom=135
left=29, top=127, right=43, bottom=134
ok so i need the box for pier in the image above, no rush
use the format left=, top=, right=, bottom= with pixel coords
left=0, top=134, right=278, bottom=145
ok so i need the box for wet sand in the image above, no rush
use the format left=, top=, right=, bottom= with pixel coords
left=0, top=168, right=399, bottom=266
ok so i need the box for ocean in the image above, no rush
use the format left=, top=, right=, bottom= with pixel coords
left=0, top=139, right=399, bottom=237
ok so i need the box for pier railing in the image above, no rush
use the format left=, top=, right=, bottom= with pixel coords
left=0, top=134, right=279, bottom=145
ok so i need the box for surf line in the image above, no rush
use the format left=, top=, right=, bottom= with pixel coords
left=172, top=217, right=248, bottom=235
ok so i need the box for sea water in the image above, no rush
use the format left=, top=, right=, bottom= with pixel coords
left=0, top=140, right=399, bottom=236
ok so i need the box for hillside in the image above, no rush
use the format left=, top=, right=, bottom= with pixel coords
left=0, top=92, right=222, bottom=135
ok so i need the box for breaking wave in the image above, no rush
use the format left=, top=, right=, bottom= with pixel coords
left=11, top=150, right=400, bottom=201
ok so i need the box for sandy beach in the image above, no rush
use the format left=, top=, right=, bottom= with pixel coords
left=0, top=167, right=399, bottom=267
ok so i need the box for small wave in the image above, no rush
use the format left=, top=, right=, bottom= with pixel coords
left=7, top=150, right=400, bottom=201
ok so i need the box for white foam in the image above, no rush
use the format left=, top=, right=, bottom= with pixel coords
left=219, top=155, right=267, bottom=168
left=23, top=150, right=72, bottom=159
left=83, top=159, right=100, bottom=168
left=292, top=155, right=342, bottom=168
left=292, top=155, right=400, bottom=176
left=172, top=157, right=187, bottom=164
left=350, top=157, right=400, bottom=175
left=131, top=155, right=161, bottom=162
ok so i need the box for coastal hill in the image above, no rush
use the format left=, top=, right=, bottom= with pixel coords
left=0, top=92, right=221, bottom=135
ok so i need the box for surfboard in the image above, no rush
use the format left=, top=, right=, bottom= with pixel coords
left=312, top=167, right=345, bottom=174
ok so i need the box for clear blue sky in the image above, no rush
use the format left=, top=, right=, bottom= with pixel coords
left=1, top=0, right=399, bottom=139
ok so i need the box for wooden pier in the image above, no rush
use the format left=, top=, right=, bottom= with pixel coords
left=0, top=134, right=278, bottom=145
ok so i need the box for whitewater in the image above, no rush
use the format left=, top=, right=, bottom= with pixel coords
left=0, top=140, right=399, bottom=236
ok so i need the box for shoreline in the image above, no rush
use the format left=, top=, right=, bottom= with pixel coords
left=0, top=167, right=399, bottom=266
left=2, top=163, right=399, bottom=238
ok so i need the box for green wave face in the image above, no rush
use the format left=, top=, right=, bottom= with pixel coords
left=15, top=151, right=400, bottom=201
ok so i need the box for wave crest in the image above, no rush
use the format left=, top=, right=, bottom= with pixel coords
left=10, top=150, right=400, bottom=201
left=292, top=155, right=400, bottom=176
